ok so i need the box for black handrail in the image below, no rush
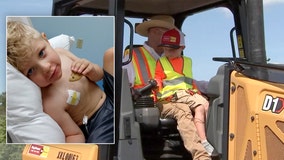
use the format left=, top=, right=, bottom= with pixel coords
left=122, top=19, right=134, bottom=66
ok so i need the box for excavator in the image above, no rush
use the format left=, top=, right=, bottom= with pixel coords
left=22, top=0, right=284, bottom=159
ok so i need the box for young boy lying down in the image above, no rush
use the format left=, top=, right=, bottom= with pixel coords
left=7, top=21, right=114, bottom=143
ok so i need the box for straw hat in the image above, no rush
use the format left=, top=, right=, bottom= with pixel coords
left=136, top=15, right=175, bottom=37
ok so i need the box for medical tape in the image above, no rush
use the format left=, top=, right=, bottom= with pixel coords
left=66, top=89, right=81, bottom=106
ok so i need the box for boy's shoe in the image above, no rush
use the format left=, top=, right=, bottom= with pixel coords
left=211, top=149, right=220, bottom=160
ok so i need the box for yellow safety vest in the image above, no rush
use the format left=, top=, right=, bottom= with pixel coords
left=157, top=56, right=193, bottom=100
left=127, top=47, right=156, bottom=89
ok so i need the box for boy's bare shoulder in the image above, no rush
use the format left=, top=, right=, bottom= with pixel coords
left=54, top=48, right=70, bottom=55
left=54, top=48, right=78, bottom=60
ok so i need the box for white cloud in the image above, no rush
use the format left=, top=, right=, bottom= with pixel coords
left=263, top=0, right=284, bottom=5
left=219, top=0, right=284, bottom=18
left=220, top=8, right=233, bottom=18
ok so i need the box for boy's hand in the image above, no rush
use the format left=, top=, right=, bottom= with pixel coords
left=71, top=58, right=103, bottom=82
left=71, top=58, right=92, bottom=74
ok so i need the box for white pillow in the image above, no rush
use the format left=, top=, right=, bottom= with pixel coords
left=48, top=34, right=75, bottom=50
left=6, top=63, right=65, bottom=143
left=6, top=34, right=75, bottom=143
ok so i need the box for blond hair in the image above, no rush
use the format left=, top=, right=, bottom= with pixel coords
left=7, top=21, right=42, bottom=71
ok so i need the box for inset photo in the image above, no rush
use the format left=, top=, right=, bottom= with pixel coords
left=6, top=16, right=115, bottom=144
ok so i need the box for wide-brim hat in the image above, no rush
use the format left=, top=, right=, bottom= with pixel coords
left=136, top=15, right=175, bottom=37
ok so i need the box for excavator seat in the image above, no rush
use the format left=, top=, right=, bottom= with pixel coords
left=133, top=95, right=190, bottom=159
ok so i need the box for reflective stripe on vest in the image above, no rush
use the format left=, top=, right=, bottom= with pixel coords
left=132, top=47, right=156, bottom=89
left=157, top=56, right=193, bottom=99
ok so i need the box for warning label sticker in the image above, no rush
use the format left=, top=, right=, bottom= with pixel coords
left=28, top=144, right=49, bottom=158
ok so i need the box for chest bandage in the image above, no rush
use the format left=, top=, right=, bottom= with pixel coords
left=66, top=89, right=81, bottom=106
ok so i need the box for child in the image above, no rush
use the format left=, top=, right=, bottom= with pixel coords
left=7, top=21, right=114, bottom=143
left=154, top=28, right=214, bottom=159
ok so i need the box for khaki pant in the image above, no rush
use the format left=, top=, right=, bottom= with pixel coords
left=157, top=91, right=211, bottom=160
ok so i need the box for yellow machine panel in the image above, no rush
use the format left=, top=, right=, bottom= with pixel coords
left=22, top=144, right=98, bottom=160
left=228, top=71, right=284, bottom=160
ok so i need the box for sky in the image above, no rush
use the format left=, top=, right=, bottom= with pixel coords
left=0, top=0, right=284, bottom=93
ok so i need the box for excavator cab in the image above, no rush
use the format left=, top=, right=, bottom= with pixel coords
left=41, top=0, right=284, bottom=159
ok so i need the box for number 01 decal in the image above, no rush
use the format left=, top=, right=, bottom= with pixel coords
left=262, top=94, right=284, bottom=114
